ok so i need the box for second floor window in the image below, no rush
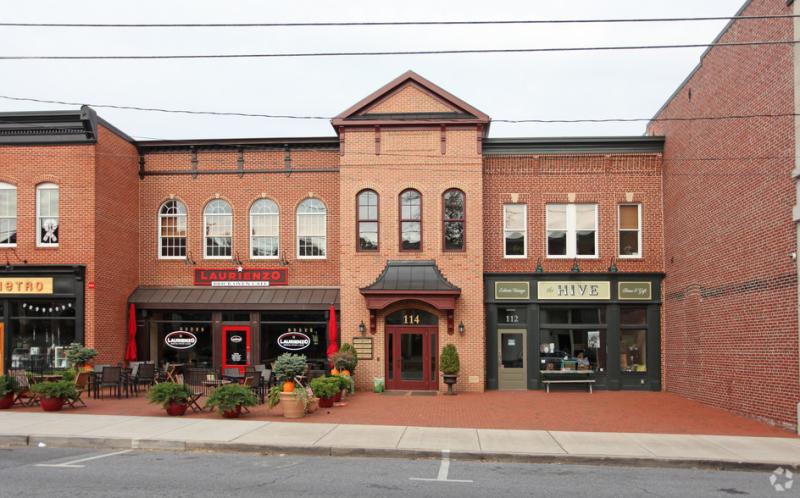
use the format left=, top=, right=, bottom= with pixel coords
left=400, top=189, right=421, bottom=251
left=503, top=204, right=527, bottom=258
left=204, top=199, right=232, bottom=258
left=36, top=183, right=59, bottom=247
left=357, top=190, right=379, bottom=251
left=158, top=199, right=187, bottom=258
left=443, top=189, right=465, bottom=251
left=251, top=199, right=279, bottom=258
left=0, top=183, right=16, bottom=246
left=297, top=198, right=326, bottom=258
left=619, top=204, right=642, bottom=257
left=547, top=203, right=598, bottom=258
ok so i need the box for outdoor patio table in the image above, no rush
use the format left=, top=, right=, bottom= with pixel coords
left=30, top=374, right=64, bottom=383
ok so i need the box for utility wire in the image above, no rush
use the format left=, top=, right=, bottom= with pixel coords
left=0, top=95, right=797, bottom=124
left=0, top=14, right=797, bottom=28
left=0, top=39, right=795, bottom=60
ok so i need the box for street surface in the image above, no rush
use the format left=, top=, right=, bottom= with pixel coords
left=0, top=446, right=786, bottom=497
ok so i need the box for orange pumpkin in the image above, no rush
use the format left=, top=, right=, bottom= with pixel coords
left=341, top=369, right=351, bottom=377
left=282, top=380, right=295, bottom=393
left=331, top=368, right=340, bottom=375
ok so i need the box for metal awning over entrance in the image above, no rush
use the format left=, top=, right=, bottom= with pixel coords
left=128, top=286, right=339, bottom=310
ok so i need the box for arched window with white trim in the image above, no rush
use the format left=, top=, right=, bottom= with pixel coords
left=297, top=198, right=326, bottom=258
left=36, top=183, right=59, bottom=247
left=0, top=182, right=16, bottom=247
left=158, top=199, right=187, bottom=258
left=204, top=199, right=233, bottom=259
left=250, top=199, right=279, bottom=259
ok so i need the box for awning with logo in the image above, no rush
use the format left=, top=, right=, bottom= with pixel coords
left=128, top=286, right=339, bottom=310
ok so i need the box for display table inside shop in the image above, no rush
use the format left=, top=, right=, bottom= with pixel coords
left=540, top=370, right=595, bottom=393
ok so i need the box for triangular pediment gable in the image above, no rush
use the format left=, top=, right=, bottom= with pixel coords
left=332, top=71, right=490, bottom=130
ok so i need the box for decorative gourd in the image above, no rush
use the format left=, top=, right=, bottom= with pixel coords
left=331, top=368, right=340, bottom=375
left=283, top=380, right=295, bottom=393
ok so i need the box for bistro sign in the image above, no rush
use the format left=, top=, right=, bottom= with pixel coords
left=537, top=281, right=611, bottom=300
left=0, top=277, right=53, bottom=295
left=165, top=330, right=198, bottom=350
left=277, top=332, right=311, bottom=351
left=193, top=268, right=288, bottom=287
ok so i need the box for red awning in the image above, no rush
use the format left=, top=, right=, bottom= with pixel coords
left=125, top=303, right=138, bottom=362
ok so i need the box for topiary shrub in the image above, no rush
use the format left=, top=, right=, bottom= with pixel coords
left=273, top=353, right=307, bottom=382
left=440, top=344, right=460, bottom=375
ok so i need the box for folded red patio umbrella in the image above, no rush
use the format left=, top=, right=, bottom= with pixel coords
left=326, top=304, right=338, bottom=365
left=125, top=303, right=138, bottom=362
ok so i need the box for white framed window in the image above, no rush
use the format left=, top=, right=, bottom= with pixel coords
left=36, top=183, right=59, bottom=247
left=546, top=203, right=598, bottom=258
left=0, top=182, right=16, bottom=247
left=297, top=198, right=326, bottom=259
left=503, top=204, right=527, bottom=258
left=250, top=199, right=279, bottom=259
left=618, top=204, right=642, bottom=258
left=204, top=199, right=232, bottom=259
left=158, top=199, right=187, bottom=259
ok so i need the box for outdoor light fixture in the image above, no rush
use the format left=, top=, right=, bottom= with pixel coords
left=183, top=251, right=196, bottom=266
left=535, top=257, right=544, bottom=273
left=458, top=321, right=465, bottom=336
left=358, top=321, right=366, bottom=336
left=233, top=252, right=244, bottom=267
left=571, top=258, right=581, bottom=273
left=608, top=257, right=618, bottom=273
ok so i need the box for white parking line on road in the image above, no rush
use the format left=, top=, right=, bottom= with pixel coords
left=35, top=449, right=134, bottom=469
left=409, top=450, right=474, bottom=484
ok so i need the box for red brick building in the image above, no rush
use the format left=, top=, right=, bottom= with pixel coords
left=1, top=0, right=798, bottom=431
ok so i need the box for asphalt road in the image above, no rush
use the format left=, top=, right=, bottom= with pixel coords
left=0, top=446, right=786, bottom=497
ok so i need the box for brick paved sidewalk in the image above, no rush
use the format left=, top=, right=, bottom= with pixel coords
left=11, top=390, right=797, bottom=437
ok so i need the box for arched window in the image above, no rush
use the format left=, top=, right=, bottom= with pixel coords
left=357, top=189, right=379, bottom=251
left=0, top=182, right=16, bottom=247
left=36, top=183, right=59, bottom=247
left=442, top=189, right=465, bottom=251
left=399, top=189, right=422, bottom=251
left=250, top=199, right=279, bottom=258
left=297, top=198, right=326, bottom=258
left=158, top=199, right=187, bottom=258
left=204, top=199, right=232, bottom=258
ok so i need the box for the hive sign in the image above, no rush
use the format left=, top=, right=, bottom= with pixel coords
left=277, top=332, right=311, bottom=351
left=165, top=331, right=198, bottom=350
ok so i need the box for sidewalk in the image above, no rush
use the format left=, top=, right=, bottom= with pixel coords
left=1, top=412, right=798, bottom=470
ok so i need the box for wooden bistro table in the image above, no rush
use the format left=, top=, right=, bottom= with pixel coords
left=31, top=374, right=64, bottom=383
left=540, top=369, right=595, bottom=393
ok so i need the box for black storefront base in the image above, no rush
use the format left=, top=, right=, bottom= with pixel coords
left=485, top=272, right=663, bottom=392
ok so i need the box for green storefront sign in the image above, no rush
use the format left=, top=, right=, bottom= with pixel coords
left=495, top=282, right=530, bottom=300
left=618, top=282, right=652, bottom=300
left=537, top=281, right=611, bottom=300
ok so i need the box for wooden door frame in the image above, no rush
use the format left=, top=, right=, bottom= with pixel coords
left=385, top=325, right=438, bottom=390
left=221, top=324, right=251, bottom=375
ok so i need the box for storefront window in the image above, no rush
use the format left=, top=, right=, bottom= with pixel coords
left=155, top=311, right=212, bottom=367
left=260, top=311, right=328, bottom=365
left=540, top=306, right=606, bottom=372
left=9, top=299, right=77, bottom=370
left=621, top=306, right=647, bottom=373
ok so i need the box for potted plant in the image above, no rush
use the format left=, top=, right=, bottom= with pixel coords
left=331, top=348, right=357, bottom=377
left=147, top=382, right=193, bottom=416
left=310, top=376, right=341, bottom=408
left=267, top=383, right=309, bottom=419
left=273, top=353, right=307, bottom=392
left=0, top=375, right=17, bottom=409
left=30, top=380, right=77, bottom=412
left=205, top=383, right=258, bottom=418
left=65, top=342, right=98, bottom=372
left=440, top=344, right=460, bottom=395
left=330, top=374, right=354, bottom=402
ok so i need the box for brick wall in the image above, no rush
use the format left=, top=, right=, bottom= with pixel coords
left=648, top=0, right=799, bottom=430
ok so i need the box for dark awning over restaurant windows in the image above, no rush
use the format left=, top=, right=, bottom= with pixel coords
left=128, top=286, right=339, bottom=311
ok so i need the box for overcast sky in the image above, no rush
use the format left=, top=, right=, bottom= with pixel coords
left=0, top=0, right=746, bottom=140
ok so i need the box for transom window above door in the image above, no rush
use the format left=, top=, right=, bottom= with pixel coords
left=546, top=204, right=598, bottom=258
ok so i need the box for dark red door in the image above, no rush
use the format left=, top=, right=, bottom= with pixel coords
left=385, top=326, right=437, bottom=390
left=222, top=325, right=250, bottom=375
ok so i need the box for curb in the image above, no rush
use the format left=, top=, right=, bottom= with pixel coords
left=1, top=433, right=797, bottom=472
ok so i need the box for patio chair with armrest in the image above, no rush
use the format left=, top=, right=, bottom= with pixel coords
left=133, top=362, right=156, bottom=394
left=11, top=370, right=38, bottom=407
left=66, top=372, right=90, bottom=408
left=97, top=366, right=122, bottom=399
left=222, top=367, right=242, bottom=382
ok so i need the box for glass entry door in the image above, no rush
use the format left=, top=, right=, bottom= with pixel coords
left=386, top=326, right=437, bottom=390
left=222, top=325, right=250, bottom=375
left=498, top=328, right=526, bottom=390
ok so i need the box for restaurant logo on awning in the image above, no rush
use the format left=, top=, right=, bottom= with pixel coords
left=193, top=268, right=288, bottom=287
left=277, top=332, right=311, bottom=351
left=165, top=330, right=198, bottom=350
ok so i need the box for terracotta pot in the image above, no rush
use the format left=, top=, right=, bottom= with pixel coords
left=222, top=406, right=242, bottom=418
left=282, top=380, right=295, bottom=393
left=279, top=392, right=306, bottom=419
left=318, top=396, right=334, bottom=408
left=165, top=401, right=188, bottom=416
left=40, top=396, right=64, bottom=412
left=333, top=390, right=342, bottom=403
left=0, top=393, right=13, bottom=409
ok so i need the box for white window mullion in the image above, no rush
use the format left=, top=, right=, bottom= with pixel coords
left=566, top=205, right=576, bottom=258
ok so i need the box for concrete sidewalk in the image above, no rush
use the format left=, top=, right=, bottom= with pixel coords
left=1, top=412, right=798, bottom=470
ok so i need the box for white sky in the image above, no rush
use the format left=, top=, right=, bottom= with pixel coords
left=0, top=0, right=746, bottom=140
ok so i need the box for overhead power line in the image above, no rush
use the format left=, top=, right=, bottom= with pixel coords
left=0, top=94, right=796, bottom=124
left=0, top=39, right=796, bottom=60
left=0, top=14, right=797, bottom=28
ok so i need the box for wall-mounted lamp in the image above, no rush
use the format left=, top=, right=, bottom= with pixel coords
left=571, top=258, right=581, bottom=273
left=535, top=257, right=544, bottom=273
left=233, top=252, right=244, bottom=267
left=358, top=320, right=366, bottom=336
left=608, top=256, right=618, bottom=273
left=183, top=251, right=196, bottom=266
left=458, top=321, right=465, bottom=336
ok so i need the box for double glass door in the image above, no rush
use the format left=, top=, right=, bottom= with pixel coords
left=385, top=326, right=437, bottom=390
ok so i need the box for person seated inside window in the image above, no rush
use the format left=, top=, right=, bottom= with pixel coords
left=576, top=351, right=591, bottom=370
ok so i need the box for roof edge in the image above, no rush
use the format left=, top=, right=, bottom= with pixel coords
left=483, top=136, right=664, bottom=154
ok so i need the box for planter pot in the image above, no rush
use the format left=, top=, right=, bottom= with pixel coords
left=333, top=390, right=342, bottom=403
left=0, top=393, right=13, bottom=409
left=318, top=396, right=335, bottom=408
left=222, top=406, right=242, bottom=419
left=40, top=396, right=65, bottom=412
left=279, top=392, right=306, bottom=419
left=165, top=401, right=188, bottom=416
left=443, top=374, right=458, bottom=395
